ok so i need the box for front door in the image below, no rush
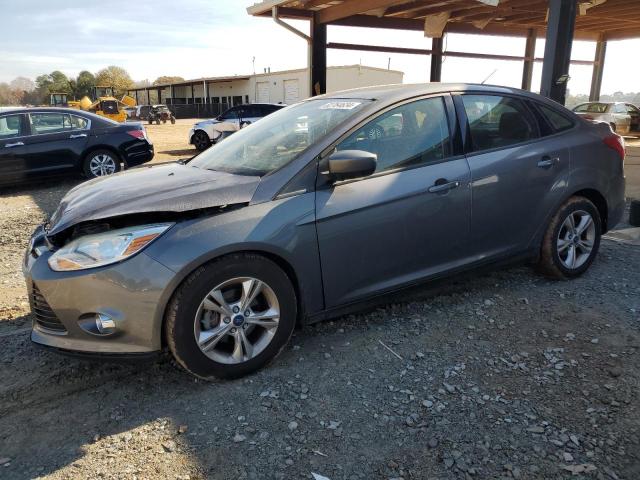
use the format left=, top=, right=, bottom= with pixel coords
left=0, top=113, right=30, bottom=184
left=458, top=94, right=570, bottom=258
left=24, top=112, right=90, bottom=176
left=316, top=96, right=472, bottom=308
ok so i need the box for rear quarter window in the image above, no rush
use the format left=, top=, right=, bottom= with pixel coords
left=535, top=103, right=575, bottom=135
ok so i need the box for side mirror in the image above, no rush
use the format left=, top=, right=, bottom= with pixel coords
left=328, top=150, right=377, bottom=181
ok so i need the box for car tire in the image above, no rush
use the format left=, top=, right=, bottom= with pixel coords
left=165, top=254, right=297, bottom=380
left=170, top=116, right=176, bottom=125
left=537, top=196, right=601, bottom=279
left=192, top=130, right=211, bottom=151
left=610, top=122, right=617, bottom=133
left=82, top=149, right=121, bottom=179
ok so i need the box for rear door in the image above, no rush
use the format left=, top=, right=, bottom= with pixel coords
left=316, top=95, right=472, bottom=307
left=0, top=113, right=29, bottom=184
left=24, top=112, right=90, bottom=175
left=457, top=93, right=570, bottom=258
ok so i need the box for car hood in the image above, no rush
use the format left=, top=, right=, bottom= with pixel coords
left=195, top=119, right=221, bottom=127
left=47, top=163, right=260, bottom=236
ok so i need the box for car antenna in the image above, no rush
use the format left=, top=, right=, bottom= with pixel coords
left=481, top=69, right=498, bottom=85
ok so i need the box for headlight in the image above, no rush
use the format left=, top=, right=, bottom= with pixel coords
left=48, top=224, right=172, bottom=272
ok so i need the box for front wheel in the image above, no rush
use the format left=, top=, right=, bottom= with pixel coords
left=83, top=150, right=121, bottom=179
left=537, top=196, right=601, bottom=279
left=170, top=116, right=176, bottom=125
left=192, top=130, right=211, bottom=151
left=165, top=254, right=297, bottom=379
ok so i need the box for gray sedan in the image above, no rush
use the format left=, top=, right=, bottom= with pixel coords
left=24, top=84, right=626, bottom=379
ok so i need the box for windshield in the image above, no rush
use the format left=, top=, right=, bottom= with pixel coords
left=190, top=98, right=371, bottom=176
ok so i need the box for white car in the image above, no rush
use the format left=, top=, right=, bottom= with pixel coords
left=189, top=103, right=285, bottom=151
left=572, top=101, right=640, bottom=137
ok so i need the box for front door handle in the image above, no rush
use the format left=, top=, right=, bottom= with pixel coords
left=537, top=157, right=559, bottom=169
left=69, top=133, right=88, bottom=139
left=4, top=141, right=24, bottom=148
left=428, top=180, right=460, bottom=194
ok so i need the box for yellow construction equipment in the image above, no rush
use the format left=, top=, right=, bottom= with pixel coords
left=50, top=86, right=136, bottom=122
left=83, top=86, right=136, bottom=123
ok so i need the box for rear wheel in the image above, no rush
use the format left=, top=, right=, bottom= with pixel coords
left=192, top=130, right=211, bottom=151
left=165, top=254, right=297, bottom=379
left=537, top=196, right=601, bottom=279
left=83, top=149, right=121, bottom=178
left=170, top=116, right=176, bottom=125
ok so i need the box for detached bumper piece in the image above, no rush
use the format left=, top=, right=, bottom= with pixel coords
left=30, top=284, right=67, bottom=334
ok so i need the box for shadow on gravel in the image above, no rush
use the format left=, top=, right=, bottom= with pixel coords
left=0, top=177, right=81, bottom=218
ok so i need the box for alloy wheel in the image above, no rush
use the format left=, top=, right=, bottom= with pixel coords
left=193, top=277, right=280, bottom=364
left=556, top=210, right=596, bottom=270
left=89, top=153, right=117, bottom=177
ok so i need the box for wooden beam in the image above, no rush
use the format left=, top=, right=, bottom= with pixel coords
left=521, top=28, right=536, bottom=90
left=316, top=0, right=410, bottom=24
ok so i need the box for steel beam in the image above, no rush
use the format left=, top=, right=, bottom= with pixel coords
left=540, top=0, right=577, bottom=104
left=430, top=37, right=443, bottom=83
left=589, top=37, right=607, bottom=101
left=311, top=14, right=327, bottom=96
left=521, top=29, right=536, bottom=91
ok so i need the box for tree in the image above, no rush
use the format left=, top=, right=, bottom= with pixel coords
left=95, top=66, right=134, bottom=96
left=75, top=70, right=95, bottom=99
left=10, top=76, right=35, bottom=93
left=153, top=76, right=185, bottom=86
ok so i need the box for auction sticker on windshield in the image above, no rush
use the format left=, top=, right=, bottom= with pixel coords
left=319, top=101, right=362, bottom=110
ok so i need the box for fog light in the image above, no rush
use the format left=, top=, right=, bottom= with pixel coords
left=95, top=313, right=116, bottom=334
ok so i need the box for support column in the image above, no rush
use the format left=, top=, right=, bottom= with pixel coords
left=134, top=90, right=139, bottom=104
left=204, top=81, right=209, bottom=103
left=540, top=0, right=577, bottom=104
left=589, top=37, right=607, bottom=101
left=158, top=88, right=162, bottom=103
left=170, top=85, right=174, bottom=104
left=521, top=29, right=536, bottom=91
left=191, top=84, right=195, bottom=104
left=146, top=89, right=150, bottom=105
left=310, top=14, right=327, bottom=96
left=430, top=36, right=443, bottom=82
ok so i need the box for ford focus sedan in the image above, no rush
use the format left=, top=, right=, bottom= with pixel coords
left=24, top=84, right=625, bottom=379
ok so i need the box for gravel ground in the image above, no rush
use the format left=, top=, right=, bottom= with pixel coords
left=0, top=136, right=638, bottom=480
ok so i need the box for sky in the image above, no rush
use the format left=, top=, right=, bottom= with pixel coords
left=1, top=0, right=639, bottom=95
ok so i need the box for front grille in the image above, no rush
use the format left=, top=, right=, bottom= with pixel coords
left=31, top=285, right=67, bottom=333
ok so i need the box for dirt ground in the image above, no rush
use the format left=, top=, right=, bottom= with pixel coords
left=0, top=128, right=639, bottom=480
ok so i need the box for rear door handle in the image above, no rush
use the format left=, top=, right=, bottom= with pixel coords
left=69, top=133, right=87, bottom=139
left=428, top=180, right=460, bottom=194
left=4, top=141, right=24, bottom=148
left=537, top=157, right=559, bottom=169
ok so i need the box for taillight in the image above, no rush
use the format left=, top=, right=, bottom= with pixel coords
left=126, top=129, right=145, bottom=140
left=603, top=133, right=625, bottom=161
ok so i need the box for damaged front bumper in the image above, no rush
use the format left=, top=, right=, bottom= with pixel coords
left=24, top=226, right=175, bottom=355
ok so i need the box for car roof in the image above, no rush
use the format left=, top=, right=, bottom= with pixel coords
left=0, top=106, right=93, bottom=115
left=311, top=82, right=559, bottom=105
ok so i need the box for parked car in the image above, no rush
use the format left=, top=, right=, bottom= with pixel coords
left=133, top=105, right=152, bottom=121
left=0, top=108, right=153, bottom=185
left=25, top=84, right=625, bottom=379
left=189, top=103, right=285, bottom=151
left=572, top=101, right=640, bottom=136
left=148, top=105, right=176, bottom=125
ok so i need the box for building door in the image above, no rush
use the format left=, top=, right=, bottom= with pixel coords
left=256, top=82, right=270, bottom=103
left=283, top=79, right=299, bottom=105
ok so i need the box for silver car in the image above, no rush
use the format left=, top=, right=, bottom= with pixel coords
left=189, top=103, right=285, bottom=151
left=572, top=101, right=640, bottom=137
left=24, top=84, right=626, bottom=379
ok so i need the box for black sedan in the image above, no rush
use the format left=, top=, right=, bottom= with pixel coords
left=0, top=107, right=154, bottom=186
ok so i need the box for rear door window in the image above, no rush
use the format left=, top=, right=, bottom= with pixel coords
left=462, top=95, right=538, bottom=152
left=29, top=113, right=73, bottom=135
left=0, top=114, right=24, bottom=139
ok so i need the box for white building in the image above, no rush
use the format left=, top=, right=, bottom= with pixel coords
left=128, top=65, right=404, bottom=107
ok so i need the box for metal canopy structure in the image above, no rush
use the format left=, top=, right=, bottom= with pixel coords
left=248, top=0, right=640, bottom=104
